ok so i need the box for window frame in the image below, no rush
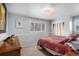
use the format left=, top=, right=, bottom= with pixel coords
left=30, top=22, right=46, bottom=32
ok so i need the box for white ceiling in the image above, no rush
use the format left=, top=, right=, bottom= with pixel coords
left=5, top=3, right=79, bottom=20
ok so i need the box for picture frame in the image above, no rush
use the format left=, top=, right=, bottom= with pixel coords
left=0, top=3, right=7, bottom=33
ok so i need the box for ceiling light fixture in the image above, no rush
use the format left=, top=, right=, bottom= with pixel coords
left=42, top=5, right=55, bottom=16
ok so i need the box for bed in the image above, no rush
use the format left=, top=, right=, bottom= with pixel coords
left=37, top=34, right=79, bottom=56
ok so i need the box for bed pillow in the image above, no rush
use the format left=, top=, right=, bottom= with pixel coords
left=67, top=34, right=79, bottom=42
left=67, top=36, right=74, bottom=42
left=59, top=38, right=69, bottom=44
left=69, top=34, right=79, bottom=38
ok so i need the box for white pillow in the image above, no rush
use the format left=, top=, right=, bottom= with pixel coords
left=0, top=33, right=9, bottom=41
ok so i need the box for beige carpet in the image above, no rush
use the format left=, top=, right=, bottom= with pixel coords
left=21, top=43, right=51, bottom=56
left=21, top=43, right=79, bottom=56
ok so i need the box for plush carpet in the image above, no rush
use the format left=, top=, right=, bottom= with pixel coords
left=21, top=43, right=51, bottom=56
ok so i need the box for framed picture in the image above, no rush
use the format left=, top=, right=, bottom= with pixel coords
left=0, top=3, right=7, bottom=33
left=16, top=20, right=23, bottom=28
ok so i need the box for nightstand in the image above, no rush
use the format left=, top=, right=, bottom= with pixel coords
left=0, top=36, right=21, bottom=56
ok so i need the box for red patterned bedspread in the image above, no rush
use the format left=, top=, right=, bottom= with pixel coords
left=37, top=36, right=74, bottom=55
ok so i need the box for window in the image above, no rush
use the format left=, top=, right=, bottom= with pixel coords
left=53, top=22, right=64, bottom=36
left=72, top=17, right=79, bottom=34
left=31, top=23, right=35, bottom=31
left=31, top=22, right=46, bottom=32
left=41, top=23, right=45, bottom=31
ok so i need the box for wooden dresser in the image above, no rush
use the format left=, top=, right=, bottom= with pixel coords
left=0, top=37, right=21, bottom=56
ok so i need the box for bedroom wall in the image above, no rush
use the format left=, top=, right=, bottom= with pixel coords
left=7, top=13, right=51, bottom=47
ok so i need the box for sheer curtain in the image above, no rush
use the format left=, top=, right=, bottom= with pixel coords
left=53, top=22, right=64, bottom=36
